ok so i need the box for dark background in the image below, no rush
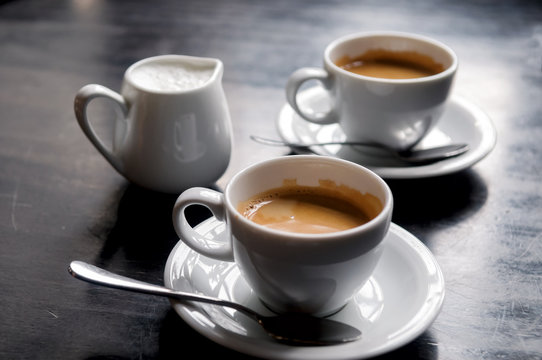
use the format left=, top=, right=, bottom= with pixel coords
left=1, top=0, right=541, bottom=359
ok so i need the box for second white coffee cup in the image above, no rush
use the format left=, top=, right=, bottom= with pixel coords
left=286, top=31, right=458, bottom=151
left=172, top=155, right=393, bottom=316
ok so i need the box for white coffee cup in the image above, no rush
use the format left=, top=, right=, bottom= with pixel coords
left=74, top=55, right=232, bottom=193
left=286, top=31, right=458, bottom=151
left=172, top=155, right=393, bottom=316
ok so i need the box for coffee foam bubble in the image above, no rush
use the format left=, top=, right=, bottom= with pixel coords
left=130, top=62, right=214, bottom=91
left=241, top=188, right=311, bottom=213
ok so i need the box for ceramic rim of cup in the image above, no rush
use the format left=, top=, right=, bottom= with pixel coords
left=325, top=30, right=458, bottom=84
left=224, top=155, right=393, bottom=241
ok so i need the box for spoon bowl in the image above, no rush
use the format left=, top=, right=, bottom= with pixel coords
left=68, top=261, right=361, bottom=346
left=250, top=135, right=469, bottom=164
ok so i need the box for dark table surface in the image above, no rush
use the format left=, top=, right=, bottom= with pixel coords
left=1, top=0, right=541, bottom=359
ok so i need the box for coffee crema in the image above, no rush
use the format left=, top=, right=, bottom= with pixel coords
left=237, top=179, right=382, bottom=234
left=130, top=62, right=214, bottom=91
left=335, top=49, right=445, bottom=79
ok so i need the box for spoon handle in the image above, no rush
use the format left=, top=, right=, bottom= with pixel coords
left=250, top=135, right=469, bottom=163
left=249, top=135, right=379, bottom=149
left=68, top=261, right=259, bottom=320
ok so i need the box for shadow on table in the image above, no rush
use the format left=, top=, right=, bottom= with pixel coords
left=370, top=330, right=439, bottom=360
left=158, top=309, right=256, bottom=359
left=386, top=169, right=488, bottom=228
left=92, top=183, right=214, bottom=276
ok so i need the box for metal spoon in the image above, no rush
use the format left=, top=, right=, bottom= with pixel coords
left=250, top=135, right=469, bottom=164
left=68, top=261, right=361, bottom=346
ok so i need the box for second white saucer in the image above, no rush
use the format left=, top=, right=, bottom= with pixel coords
left=277, top=87, right=496, bottom=179
left=164, top=217, right=445, bottom=360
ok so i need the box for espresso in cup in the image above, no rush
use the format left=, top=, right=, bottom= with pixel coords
left=335, top=49, right=445, bottom=79
left=237, top=180, right=382, bottom=234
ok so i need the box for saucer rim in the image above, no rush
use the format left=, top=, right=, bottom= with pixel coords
left=164, top=218, right=445, bottom=360
left=276, top=88, right=497, bottom=179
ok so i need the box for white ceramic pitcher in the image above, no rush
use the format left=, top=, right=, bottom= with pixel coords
left=74, top=55, right=232, bottom=194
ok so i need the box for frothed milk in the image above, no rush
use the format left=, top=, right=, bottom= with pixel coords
left=130, top=62, right=214, bottom=91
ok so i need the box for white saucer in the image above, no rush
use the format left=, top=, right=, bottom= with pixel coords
left=277, top=87, right=496, bottom=179
left=164, top=217, right=445, bottom=360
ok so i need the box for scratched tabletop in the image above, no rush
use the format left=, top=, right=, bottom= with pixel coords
left=1, top=0, right=541, bottom=359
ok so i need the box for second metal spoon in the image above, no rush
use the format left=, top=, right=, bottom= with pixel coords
left=68, top=260, right=361, bottom=346
left=250, top=135, right=469, bottom=164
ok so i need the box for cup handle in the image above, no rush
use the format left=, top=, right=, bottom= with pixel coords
left=285, top=67, right=338, bottom=125
left=172, top=187, right=234, bottom=262
left=74, top=84, right=128, bottom=173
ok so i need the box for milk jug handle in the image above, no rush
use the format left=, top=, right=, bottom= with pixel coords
left=74, top=84, right=128, bottom=173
